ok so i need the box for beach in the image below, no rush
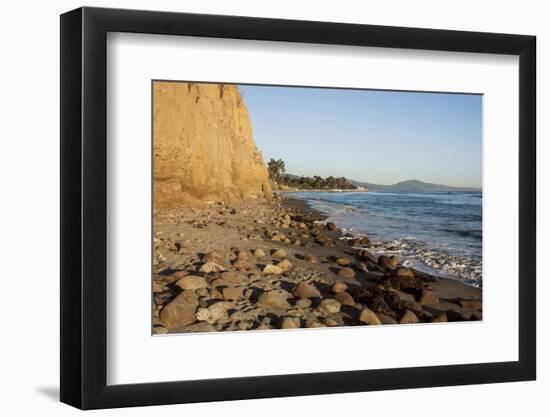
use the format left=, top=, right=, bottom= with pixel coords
left=152, top=194, right=482, bottom=334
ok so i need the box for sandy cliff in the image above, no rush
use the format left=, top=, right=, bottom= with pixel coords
left=153, top=82, right=273, bottom=207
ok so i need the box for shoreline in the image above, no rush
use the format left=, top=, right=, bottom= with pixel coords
left=283, top=193, right=482, bottom=288
left=152, top=195, right=482, bottom=334
left=281, top=189, right=366, bottom=193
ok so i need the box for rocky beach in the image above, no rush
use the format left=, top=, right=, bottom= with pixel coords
left=152, top=195, right=482, bottom=334
left=152, top=81, right=482, bottom=334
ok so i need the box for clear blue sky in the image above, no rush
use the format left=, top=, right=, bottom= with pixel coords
left=239, top=84, right=482, bottom=188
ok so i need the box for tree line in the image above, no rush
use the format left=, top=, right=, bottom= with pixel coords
left=267, top=158, right=357, bottom=190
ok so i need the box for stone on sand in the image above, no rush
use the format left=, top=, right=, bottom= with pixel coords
left=417, top=289, right=439, bottom=305
left=199, top=262, right=226, bottom=273
left=203, top=251, right=223, bottom=264
left=175, top=275, right=208, bottom=290
left=277, top=259, right=293, bottom=272
left=257, top=289, right=292, bottom=310
left=263, top=264, right=283, bottom=275
left=295, top=298, right=312, bottom=309
left=393, top=267, right=415, bottom=278
left=337, top=267, right=356, bottom=279
left=272, top=248, right=287, bottom=258
left=399, top=310, right=419, bottom=324
left=334, top=291, right=355, bottom=306
left=160, top=290, right=198, bottom=329
left=331, top=282, right=348, bottom=293
left=253, top=248, right=266, bottom=257
left=221, top=271, right=248, bottom=284
left=334, top=256, right=351, bottom=266
left=326, top=222, right=338, bottom=232
left=196, top=301, right=234, bottom=323
left=280, top=317, right=300, bottom=329
left=320, top=299, right=341, bottom=313
left=358, top=307, right=382, bottom=325
left=377, top=313, right=398, bottom=325
left=292, top=282, right=321, bottom=299
left=222, top=287, right=244, bottom=301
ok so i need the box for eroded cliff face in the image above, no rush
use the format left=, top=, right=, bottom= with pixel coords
left=153, top=82, right=273, bottom=207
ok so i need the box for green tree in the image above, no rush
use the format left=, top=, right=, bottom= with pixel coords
left=267, top=158, right=286, bottom=182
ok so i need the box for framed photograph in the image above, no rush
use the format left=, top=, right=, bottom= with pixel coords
left=60, top=6, right=536, bottom=409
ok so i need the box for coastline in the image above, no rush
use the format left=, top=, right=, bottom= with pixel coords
left=281, top=189, right=367, bottom=193
left=152, top=195, right=482, bottom=334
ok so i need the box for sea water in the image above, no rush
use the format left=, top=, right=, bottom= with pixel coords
left=290, top=191, right=482, bottom=287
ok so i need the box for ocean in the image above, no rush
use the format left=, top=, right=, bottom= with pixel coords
left=289, top=191, right=482, bottom=287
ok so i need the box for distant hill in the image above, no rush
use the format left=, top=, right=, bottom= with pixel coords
left=349, top=179, right=481, bottom=193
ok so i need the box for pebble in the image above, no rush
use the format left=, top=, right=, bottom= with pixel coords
left=203, top=251, right=223, bottom=264
left=326, top=222, right=338, bottom=232
left=331, top=282, right=348, bottom=293
left=221, top=271, right=247, bottom=284
left=257, top=289, right=292, bottom=310
left=199, top=262, right=226, bottom=273
left=175, top=275, right=208, bottom=290
left=197, top=301, right=234, bottom=323
left=280, top=317, right=300, bottom=329
left=377, top=313, right=398, bottom=325
left=277, top=259, right=293, bottom=272
left=334, top=291, right=355, bottom=306
left=295, top=298, right=312, bottom=309
left=253, top=248, right=266, bottom=257
left=399, top=310, right=419, bottom=324
left=272, top=249, right=287, bottom=258
left=324, top=317, right=340, bottom=327
left=263, top=264, right=283, bottom=275
left=393, top=267, right=414, bottom=278
left=232, top=259, right=250, bottom=271
left=335, top=257, right=351, bottom=266
left=320, top=299, right=341, bottom=313
left=159, top=290, right=198, bottom=329
left=292, top=282, right=321, bottom=298
left=196, top=287, right=209, bottom=297
left=418, top=289, right=439, bottom=305
left=337, top=267, right=356, bottom=279
left=222, top=287, right=244, bottom=301
left=358, top=308, right=382, bottom=325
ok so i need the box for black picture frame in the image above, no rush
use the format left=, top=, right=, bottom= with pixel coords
left=60, top=6, right=536, bottom=410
